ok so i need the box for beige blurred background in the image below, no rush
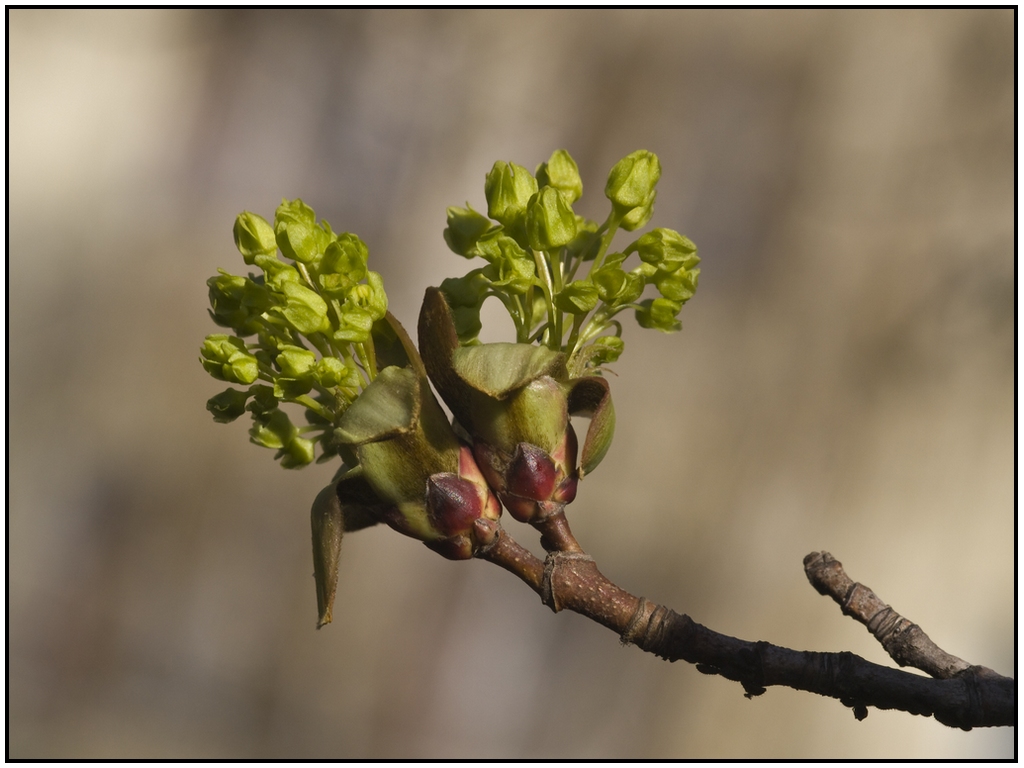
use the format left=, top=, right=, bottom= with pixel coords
left=8, top=9, right=1014, bottom=759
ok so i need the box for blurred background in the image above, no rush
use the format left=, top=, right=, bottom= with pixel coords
left=8, top=9, right=1014, bottom=759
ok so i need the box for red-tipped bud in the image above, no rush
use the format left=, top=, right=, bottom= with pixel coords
left=427, top=473, right=485, bottom=537
left=506, top=443, right=558, bottom=501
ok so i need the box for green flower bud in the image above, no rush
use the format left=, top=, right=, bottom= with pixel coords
left=485, top=253, right=535, bottom=296
left=200, top=334, right=260, bottom=385
left=280, top=435, right=316, bottom=468
left=591, top=261, right=629, bottom=303
left=440, top=269, right=489, bottom=308
left=484, top=161, right=538, bottom=230
left=605, top=150, right=661, bottom=211
left=474, top=230, right=530, bottom=266
left=626, top=228, right=699, bottom=272
left=655, top=266, right=699, bottom=304
left=333, top=306, right=374, bottom=343
left=443, top=205, right=493, bottom=257
left=249, top=409, right=296, bottom=450
left=635, top=297, right=683, bottom=333
left=321, top=233, right=368, bottom=280
left=279, top=281, right=330, bottom=335
left=536, top=149, right=583, bottom=204
left=345, top=271, right=388, bottom=322
left=259, top=257, right=302, bottom=291
left=525, top=186, right=578, bottom=251
left=619, top=190, right=655, bottom=231
left=592, top=264, right=644, bottom=307
left=564, top=217, right=602, bottom=262
left=276, top=345, right=317, bottom=378
left=555, top=280, right=599, bottom=314
left=274, top=198, right=320, bottom=264
left=246, top=384, right=278, bottom=416
left=419, top=289, right=617, bottom=519
left=206, top=387, right=250, bottom=423
left=314, top=356, right=350, bottom=388
left=207, top=272, right=261, bottom=333
left=335, top=365, right=502, bottom=557
left=589, top=335, right=624, bottom=366
left=233, top=212, right=277, bottom=265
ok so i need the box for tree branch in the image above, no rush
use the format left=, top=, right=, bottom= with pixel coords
left=475, top=519, right=1014, bottom=730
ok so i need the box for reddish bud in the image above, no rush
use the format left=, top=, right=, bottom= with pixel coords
left=506, top=443, right=558, bottom=500
left=426, top=473, right=484, bottom=536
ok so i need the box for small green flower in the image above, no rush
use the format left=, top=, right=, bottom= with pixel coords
left=206, top=387, right=250, bottom=423
left=526, top=186, right=578, bottom=251
left=605, top=149, right=661, bottom=212
left=274, top=198, right=322, bottom=264
left=536, top=149, right=583, bottom=204
left=484, top=161, right=538, bottom=243
left=233, top=212, right=277, bottom=265
left=444, top=205, right=494, bottom=258
left=200, top=334, right=259, bottom=385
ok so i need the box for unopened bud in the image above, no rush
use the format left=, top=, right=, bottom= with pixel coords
left=484, top=161, right=538, bottom=230
left=526, top=186, right=578, bottom=251
left=536, top=149, right=583, bottom=204
left=605, top=150, right=661, bottom=212
left=233, top=212, right=277, bottom=265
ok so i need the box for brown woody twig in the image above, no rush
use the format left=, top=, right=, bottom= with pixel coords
left=476, top=519, right=1014, bottom=730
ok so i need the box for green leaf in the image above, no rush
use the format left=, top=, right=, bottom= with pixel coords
left=450, top=343, right=565, bottom=399
left=440, top=269, right=489, bottom=308
left=334, top=366, right=421, bottom=445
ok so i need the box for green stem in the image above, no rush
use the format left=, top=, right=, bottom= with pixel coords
left=294, top=394, right=331, bottom=420
left=564, top=312, right=587, bottom=359
left=353, top=344, right=374, bottom=386
left=360, top=339, right=378, bottom=381
left=588, top=212, right=622, bottom=276
left=532, top=248, right=559, bottom=350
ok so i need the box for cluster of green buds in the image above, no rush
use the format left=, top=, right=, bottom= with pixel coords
left=429, top=150, right=698, bottom=524
left=441, top=149, right=699, bottom=376
left=201, top=199, right=388, bottom=468
left=201, top=151, right=699, bottom=627
left=202, top=201, right=504, bottom=626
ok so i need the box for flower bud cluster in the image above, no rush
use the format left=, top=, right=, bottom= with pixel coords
left=439, top=149, right=698, bottom=378
left=202, top=153, right=700, bottom=628
left=201, top=199, right=387, bottom=468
